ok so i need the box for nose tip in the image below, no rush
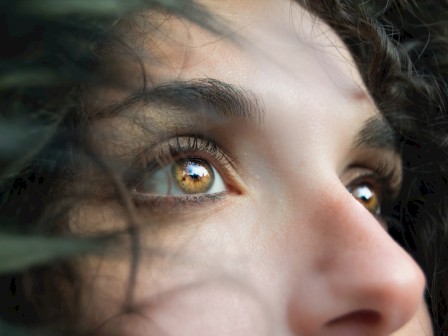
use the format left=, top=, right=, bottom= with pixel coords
left=323, top=259, right=426, bottom=335
left=287, top=187, right=427, bottom=335
left=289, top=260, right=426, bottom=336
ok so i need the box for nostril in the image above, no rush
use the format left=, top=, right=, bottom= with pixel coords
left=326, top=309, right=381, bottom=326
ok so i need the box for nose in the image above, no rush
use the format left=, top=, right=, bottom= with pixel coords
left=286, top=180, right=426, bottom=336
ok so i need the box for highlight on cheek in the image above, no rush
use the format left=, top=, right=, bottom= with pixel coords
left=173, top=159, right=214, bottom=194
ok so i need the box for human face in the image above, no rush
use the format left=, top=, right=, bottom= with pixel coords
left=73, top=0, right=433, bottom=335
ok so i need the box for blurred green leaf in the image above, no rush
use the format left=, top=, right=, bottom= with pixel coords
left=0, top=119, right=59, bottom=184
left=0, top=321, right=29, bottom=336
left=15, top=0, right=222, bottom=35
left=0, top=234, right=99, bottom=274
left=0, top=320, right=36, bottom=336
left=17, top=0, right=196, bottom=17
left=0, top=69, right=59, bottom=90
left=0, top=319, right=54, bottom=336
left=18, top=0, right=145, bottom=17
left=0, top=122, right=52, bottom=158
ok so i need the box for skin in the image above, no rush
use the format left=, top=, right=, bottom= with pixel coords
left=71, top=0, right=433, bottom=335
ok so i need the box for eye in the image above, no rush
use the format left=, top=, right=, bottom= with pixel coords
left=135, top=158, right=227, bottom=196
left=349, top=183, right=381, bottom=216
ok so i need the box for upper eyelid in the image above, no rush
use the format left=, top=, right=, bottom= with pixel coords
left=347, top=171, right=386, bottom=190
left=346, top=147, right=403, bottom=188
left=122, top=135, right=238, bottom=189
left=158, top=136, right=234, bottom=170
left=345, top=168, right=397, bottom=202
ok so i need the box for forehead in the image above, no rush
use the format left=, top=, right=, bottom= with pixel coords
left=89, top=0, right=383, bottom=164
left=91, top=0, right=380, bottom=167
left=113, top=0, right=368, bottom=100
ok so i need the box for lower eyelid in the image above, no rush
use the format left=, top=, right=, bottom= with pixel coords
left=135, top=157, right=227, bottom=196
left=131, top=191, right=229, bottom=212
left=125, top=135, right=249, bottom=206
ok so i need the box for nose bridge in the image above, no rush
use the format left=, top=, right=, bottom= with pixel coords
left=286, top=180, right=426, bottom=335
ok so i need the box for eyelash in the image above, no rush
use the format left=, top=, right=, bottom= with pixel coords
left=126, top=135, right=234, bottom=208
left=125, top=135, right=401, bottom=219
left=347, top=159, right=400, bottom=218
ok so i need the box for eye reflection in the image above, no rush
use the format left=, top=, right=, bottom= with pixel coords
left=136, top=158, right=227, bottom=196
left=350, top=184, right=380, bottom=216
left=173, top=159, right=214, bottom=194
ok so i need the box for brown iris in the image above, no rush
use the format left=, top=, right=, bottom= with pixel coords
left=351, top=184, right=380, bottom=215
left=172, top=158, right=214, bottom=194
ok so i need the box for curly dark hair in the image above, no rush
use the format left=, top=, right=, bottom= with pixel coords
left=301, top=1, right=448, bottom=334
left=0, top=0, right=447, bottom=335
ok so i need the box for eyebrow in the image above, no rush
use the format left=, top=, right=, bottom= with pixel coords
left=93, top=78, right=396, bottom=152
left=355, top=116, right=397, bottom=151
left=93, top=78, right=264, bottom=126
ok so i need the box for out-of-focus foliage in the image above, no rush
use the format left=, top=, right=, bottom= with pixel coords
left=0, top=0, right=213, bottom=272
left=0, top=234, right=100, bottom=274
left=0, top=0, right=217, bottom=185
left=0, top=0, right=214, bottom=334
left=1, top=0, right=447, bottom=334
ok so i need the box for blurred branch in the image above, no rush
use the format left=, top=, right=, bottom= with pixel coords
left=0, top=234, right=101, bottom=274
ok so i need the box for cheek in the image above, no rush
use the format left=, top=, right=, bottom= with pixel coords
left=391, top=302, right=433, bottom=336
left=74, top=200, right=286, bottom=335
left=94, top=281, right=271, bottom=336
